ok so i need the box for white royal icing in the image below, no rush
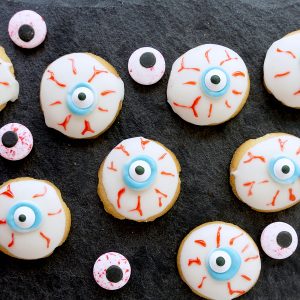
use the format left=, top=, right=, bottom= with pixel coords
left=231, top=134, right=300, bottom=212
left=167, top=44, right=249, bottom=125
left=100, top=137, right=180, bottom=221
left=0, top=57, right=19, bottom=106
left=0, top=178, right=69, bottom=260
left=40, top=53, right=124, bottom=139
left=264, top=32, right=300, bottom=108
left=178, top=222, right=261, bottom=300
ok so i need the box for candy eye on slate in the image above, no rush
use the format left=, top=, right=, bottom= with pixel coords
left=0, top=123, right=33, bottom=161
left=8, top=10, right=47, bottom=49
left=123, top=155, right=157, bottom=190
left=128, top=47, right=166, bottom=85
left=93, top=252, right=131, bottom=290
left=7, top=202, right=42, bottom=233
left=261, top=222, right=298, bottom=260
left=201, top=67, right=230, bottom=97
left=269, top=157, right=298, bottom=184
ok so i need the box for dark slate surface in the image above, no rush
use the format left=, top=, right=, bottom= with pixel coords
left=0, top=0, right=299, bottom=299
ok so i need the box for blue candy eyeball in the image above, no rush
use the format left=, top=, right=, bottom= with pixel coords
left=206, top=247, right=241, bottom=281
left=269, top=157, right=299, bottom=184
left=67, top=82, right=97, bottom=115
left=201, top=67, right=230, bottom=97
left=6, top=202, right=42, bottom=233
left=123, top=155, right=157, bottom=191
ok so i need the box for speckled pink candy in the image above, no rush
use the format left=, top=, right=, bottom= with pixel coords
left=0, top=123, right=33, bottom=161
left=8, top=10, right=47, bottom=49
left=93, top=252, right=131, bottom=290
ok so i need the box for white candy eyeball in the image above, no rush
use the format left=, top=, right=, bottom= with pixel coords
left=208, top=250, right=232, bottom=273
left=14, top=206, right=36, bottom=229
left=72, top=87, right=95, bottom=109
left=204, top=69, right=227, bottom=92
left=129, top=160, right=152, bottom=182
left=261, top=222, right=298, bottom=259
left=273, top=158, right=296, bottom=181
left=128, top=47, right=165, bottom=85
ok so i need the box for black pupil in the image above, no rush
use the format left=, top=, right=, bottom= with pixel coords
left=2, top=131, right=18, bottom=148
left=106, top=265, right=123, bottom=283
left=18, top=24, right=35, bottom=42
left=210, top=75, right=221, bottom=84
left=216, top=256, right=226, bottom=266
left=139, top=52, right=156, bottom=68
left=18, top=214, right=26, bottom=222
left=281, top=165, right=290, bottom=174
left=78, top=92, right=86, bottom=101
left=277, top=231, right=293, bottom=248
left=135, top=165, right=145, bottom=175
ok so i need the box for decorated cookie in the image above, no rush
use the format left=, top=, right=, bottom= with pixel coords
left=264, top=30, right=300, bottom=108
left=230, top=133, right=300, bottom=212
left=0, top=178, right=71, bottom=260
left=8, top=10, right=47, bottom=49
left=40, top=53, right=124, bottom=139
left=93, top=252, right=131, bottom=290
left=177, top=222, right=261, bottom=300
left=128, top=47, right=165, bottom=85
left=0, top=123, right=33, bottom=161
left=98, top=137, right=181, bottom=221
left=0, top=47, right=19, bottom=111
left=261, top=222, right=298, bottom=259
left=167, top=44, right=250, bottom=125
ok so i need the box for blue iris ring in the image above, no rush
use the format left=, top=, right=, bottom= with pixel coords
left=268, top=156, right=299, bottom=184
left=206, top=247, right=241, bottom=281
left=200, top=67, right=230, bottom=98
left=123, top=155, right=158, bottom=191
left=6, top=202, right=43, bottom=233
left=67, top=82, right=98, bottom=116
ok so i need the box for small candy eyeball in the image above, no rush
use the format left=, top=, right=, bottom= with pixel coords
left=269, top=157, right=299, bottom=184
left=8, top=10, right=47, bottom=49
left=128, top=47, right=166, bottom=85
left=0, top=123, right=33, bottom=161
left=93, top=252, right=131, bottom=290
left=261, top=222, right=298, bottom=259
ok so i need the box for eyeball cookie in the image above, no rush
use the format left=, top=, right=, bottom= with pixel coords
left=128, top=47, right=165, bottom=85
left=40, top=53, right=124, bottom=139
left=0, top=123, right=33, bottom=161
left=230, top=133, right=300, bottom=212
left=98, top=137, right=181, bottom=222
left=264, top=30, right=300, bottom=108
left=177, top=222, right=261, bottom=300
left=0, top=178, right=71, bottom=260
left=0, top=47, right=19, bottom=111
left=8, top=10, right=47, bottom=49
left=167, top=44, right=250, bottom=125
left=261, top=222, right=298, bottom=260
left=93, top=252, right=131, bottom=290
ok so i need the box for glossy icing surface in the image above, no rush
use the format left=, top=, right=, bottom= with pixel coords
left=178, top=222, right=261, bottom=300
left=264, top=32, right=300, bottom=108
left=40, top=53, right=124, bottom=138
left=167, top=44, right=249, bottom=125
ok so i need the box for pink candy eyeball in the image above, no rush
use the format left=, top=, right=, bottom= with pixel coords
left=8, top=10, right=47, bottom=49
left=0, top=123, right=33, bottom=161
left=261, top=222, right=298, bottom=259
left=128, top=47, right=165, bottom=85
left=93, top=252, right=131, bottom=290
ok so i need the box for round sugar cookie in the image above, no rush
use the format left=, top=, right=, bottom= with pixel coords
left=40, top=53, right=124, bottom=139
left=177, top=222, right=261, bottom=300
left=0, top=178, right=71, bottom=260
left=98, top=137, right=181, bottom=222
left=264, top=30, right=300, bottom=108
left=0, top=47, right=19, bottom=111
left=167, top=44, right=250, bottom=125
left=230, top=133, right=300, bottom=212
